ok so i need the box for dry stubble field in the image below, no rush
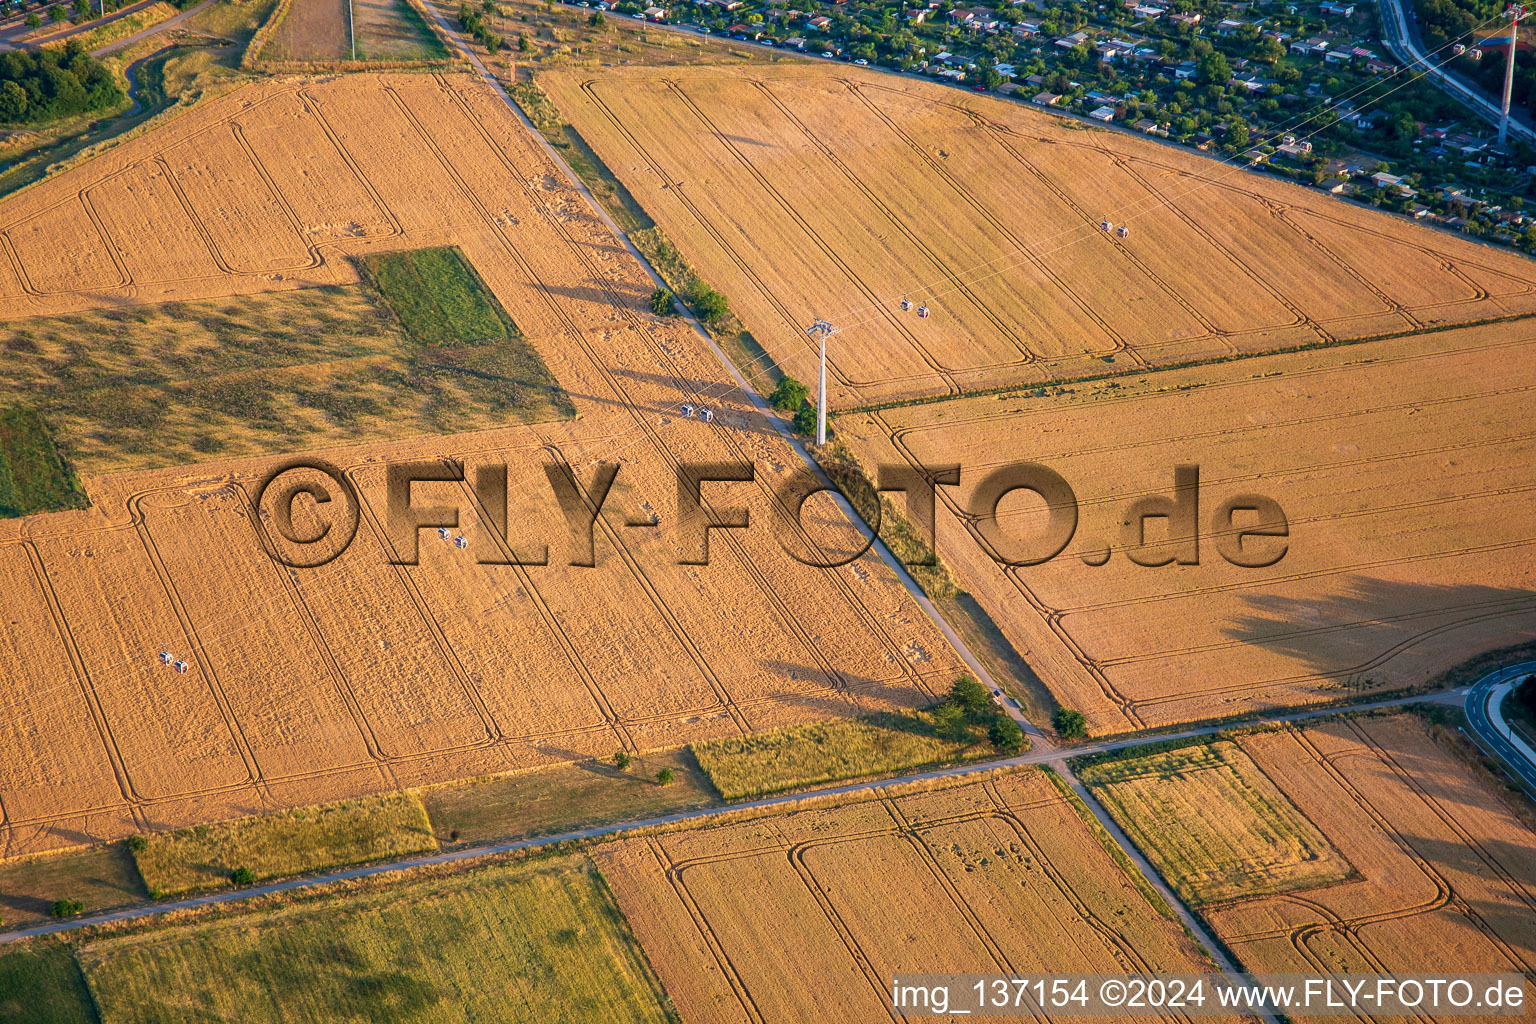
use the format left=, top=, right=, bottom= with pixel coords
left=840, top=321, right=1536, bottom=732
left=1086, top=715, right=1536, bottom=987
left=0, top=72, right=965, bottom=859
left=596, top=767, right=1242, bottom=1024
left=542, top=64, right=1536, bottom=405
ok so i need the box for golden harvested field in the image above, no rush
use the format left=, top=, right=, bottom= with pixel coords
left=840, top=321, right=1536, bottom=733
left=1078, top=739, right=1354, bottom=906
left=1093, top=715, right=1536, bottom=983
left=542, top=64, right=1536, bottom=404
left=597, top=768, right=1241, bottom=1024
left=0, top=73, right=965, bottom=858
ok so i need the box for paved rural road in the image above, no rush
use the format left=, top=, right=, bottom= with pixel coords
left=0, top=686, right=1467, bottom=946
left=1374, top=0, right=1536, bottom=142
left=90, top=0, right=214, bottom=57
left=1464, top=660, right=1536, bottom=789
left=0, top=0, right=160, bottom=51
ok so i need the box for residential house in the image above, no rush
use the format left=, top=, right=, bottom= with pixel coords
left=1167, top=11, right=1200, bottom=25
left=807, top=15, right=831, bottom=29
left=1319, top=0, right=1354, bottom=15
left=1033, top=91, right=1063, bottom=105
left=1089, top=105, right=1116, bottom=121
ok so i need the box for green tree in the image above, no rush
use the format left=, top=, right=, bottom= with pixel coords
left=656, top=767, right=675, bottom=786
left=1225, top=120, right=1249, bottom=149
left=50, top=898, right=86, bottom=919
left=518, top=32, right=533, bottom=52
left=1052, top=707, right=1088, bottom=739
left=24, top=11, right=41, bottom=27
left=588, top=9, right=605, bottom=25
left=947, top=675, right=990, bottom=717
left=125, top=834, right=148, bottom=853
left=931, top=701, right=970, bottom=742
left=768, top=376, right=810, bottom=412
left=230, top=866, right=256, bottom=886
left=791, top=404, right=818, bottom=437
left=988, top=715, right=1025, bottom=754
left=48, top=4, right=64, bottom=20
left=648, top=286, right=675, bottom=315
left=1196, top=48, right=1232, bottom=87
left=686, top=280, right=729, bottom=324
left=614, top=749, right=632, bottom=770
left=0, top=80, right=25, bottom=121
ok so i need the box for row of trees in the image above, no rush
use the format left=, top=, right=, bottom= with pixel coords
left=0, top=41, right=121, bottom=123
left=457, top=1, right=503, bottom=54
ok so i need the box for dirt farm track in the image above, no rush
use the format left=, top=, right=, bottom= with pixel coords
left=0, top=73, right=966, bottom=858
left=544, top=64, right=1536, bottom=404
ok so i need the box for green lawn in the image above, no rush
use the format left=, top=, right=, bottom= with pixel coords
left=693, top=711, right=997, bottom=800
left=0, top=945, right=95, bottom=1024
left=0, top=406, right=85, bottom=517
left=80, top=854, right=676, bottom=1024
left=132, top=793, right=438, bottom=897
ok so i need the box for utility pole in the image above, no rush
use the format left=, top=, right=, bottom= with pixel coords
left=1500, top=4, right=1525, bottom=147
left=807, top=319, right=836, bottom=446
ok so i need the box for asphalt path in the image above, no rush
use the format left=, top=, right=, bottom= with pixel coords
left=90, top=0, right=213, bottom=56
left=0, top=0, right=159, bottom=51
left=1465, top=659, right=1536, bottom=789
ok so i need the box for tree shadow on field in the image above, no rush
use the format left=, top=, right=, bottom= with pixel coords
left=1221, top=576, right=1536, bottom=693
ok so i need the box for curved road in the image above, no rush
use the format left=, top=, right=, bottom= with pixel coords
left=1375, top=0, right=1536, bottom=142
left=1465, top=659, right=1536, bottom=789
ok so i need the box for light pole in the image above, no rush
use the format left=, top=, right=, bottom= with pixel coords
left=806, top=318, right=836, bottom=446
left=1500, top=4, right=1525, bottom=147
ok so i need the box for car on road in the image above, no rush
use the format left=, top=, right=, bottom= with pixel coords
left=854, top=58, right=868, bottom=65
left=821, top=51, right=834, bottom=57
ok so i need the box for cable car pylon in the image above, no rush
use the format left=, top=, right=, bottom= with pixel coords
left=806, top=318, right=837, bottom=446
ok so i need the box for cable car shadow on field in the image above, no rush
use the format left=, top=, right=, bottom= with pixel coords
left=751, top=659, right=948, bottom=722
left=1221, top=576, right=1536, bottom=693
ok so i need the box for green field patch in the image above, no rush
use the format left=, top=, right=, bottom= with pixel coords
left=693, top=710, right=995, bottom=800
left=80, top=854, right=675, bottom=1024
left=361, top=246, right=519, bottom=346
left=0, top=944, right=95, bottom=1024
left=0, top=407, right=85, bottom=517
left=131, top=792, right=438, bottom=897
left=1078, top=739, right=1355, bottom=907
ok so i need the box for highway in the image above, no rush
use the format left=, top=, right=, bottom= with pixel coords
left=1375, top=0, right=1536, bottom=142
left=1464, top=659, right=1536, bottom=789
